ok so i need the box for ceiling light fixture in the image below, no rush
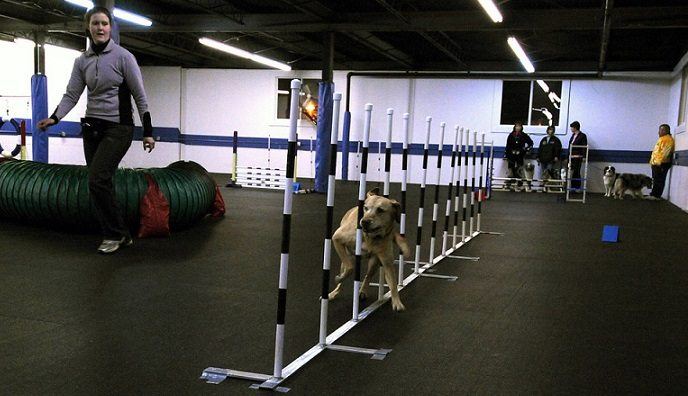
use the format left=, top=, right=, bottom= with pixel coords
left=507, top=37, right=535, bottom=73
left=198, top=37, right=292, bottom=71
left=64, top=0, right=152, bottom=27
left=536, top=79, right=549, bottom=93
left=476, top=0, right=503, bottom=23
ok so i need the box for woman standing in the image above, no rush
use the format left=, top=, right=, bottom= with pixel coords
left=38, top=6, right=155, bottom=254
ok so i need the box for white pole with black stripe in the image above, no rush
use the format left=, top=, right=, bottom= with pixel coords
left=379, top=108, right=393, bottom=300
left=443, top=125, right=460, bottom=254
left=353, top=103, right=373, bottom=321
left=452, top=128, right=463, bottom=248
left=477, top=133, right=485, bottom=232
left=469, top=131, right=477, bottom=236
left=428, top=122, right=445, bottom=263
left=414, top=116, right=432, bottom=274
left=398, top=113, right=410, bottom=287
left=319, top=92, right=341, bottom=346
left=461, top=129, right=469, bottom=242
left=272, top=79, right=300, bottom=379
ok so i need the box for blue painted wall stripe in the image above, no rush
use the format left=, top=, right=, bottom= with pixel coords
left=4, top=119, right=687, bottom=166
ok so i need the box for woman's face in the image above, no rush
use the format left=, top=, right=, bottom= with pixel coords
left=514, top=125, right=523, bottom=133
left=547, top=128, right=554, bottom=136
left=89, top=12, right=111, bottom=45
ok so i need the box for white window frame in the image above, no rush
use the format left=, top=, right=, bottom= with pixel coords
left=491, top=79, right=571, bottom=135
left=272, top=76, right=319, bottom=129
left=677, top=65, right=688, bottom=133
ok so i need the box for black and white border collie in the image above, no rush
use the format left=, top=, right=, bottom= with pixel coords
left=603, top=166, right=616, bottom=197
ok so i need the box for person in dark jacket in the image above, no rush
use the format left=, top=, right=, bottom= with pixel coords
left=538, top=126, right=562, bottom=179
left=567, top=121, right=588, bottom=189
left=505, top=122, right=533, bottom=190
left=37, top=6, right=155, bottom=254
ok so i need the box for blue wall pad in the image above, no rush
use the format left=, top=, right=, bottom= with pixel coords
left=31, top=74, right=49, bottom=163
left=314, top=82, right=333, bottom=192
left=602, top=225, right=619, bottom=242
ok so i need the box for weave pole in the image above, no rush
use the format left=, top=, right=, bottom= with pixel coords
left=379, top=108, right=394, bottom=299
left=319, top=92, right=342, bottom=346
left=20, top=120, right=27, bottom=160
left=487, top=140, right=494, bottom=199
left=353, top=103, right=373, bottom=321
left=452, top=128, right=463, bottom=247
left=469, top=131, right=477, bottom=236
left=398, top=113, right=410, bottom=287
left=271, top=79, right=300, bottom=381
left=461, top=129, right=469, bottom=242
left=477, top=133, right=485, bottom=232
left=442, top=125, right=460, bottom=254
left=428, top=122, right=445, bottom=263
left=225, top=131, right=241, bottom=188
left=414, top=117, right=432, bottom=274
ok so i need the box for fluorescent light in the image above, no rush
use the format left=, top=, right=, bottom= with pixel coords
left=536, top=80, right=549, bottom=93
left=64, top=0, right=152, bottom=27
left=477, top=0, right=503, bottom=23
left=507, top=37, right=535, bottom=73
left=65, top=0, right=92, bottom=8
left=199, top=37, right=292, bottom=71
left=113, top=9, right=152, bottom=26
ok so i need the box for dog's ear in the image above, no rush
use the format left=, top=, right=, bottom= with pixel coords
left=367, top=187, right=380, bottom=197
left=391, top=200, right=401, bottom=223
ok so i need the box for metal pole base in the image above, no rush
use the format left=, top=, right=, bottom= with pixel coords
left=445, top=255, right=480, bottom=261
left=327, top=344, right=392, bottom=360
left=200, top=367, right=270, bottom=385
left=419, top=273, right=458, bottom=281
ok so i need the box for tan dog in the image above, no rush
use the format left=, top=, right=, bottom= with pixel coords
left=328, top=188, right=410, bottom=311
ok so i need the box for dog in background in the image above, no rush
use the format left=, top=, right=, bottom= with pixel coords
left=612, top=173, right=653, bottom=199
left=520, top=163, right=535, bottom=192
left=329, top=188, right=410, bottom=311
left=603, top=166, right=617, bottom=197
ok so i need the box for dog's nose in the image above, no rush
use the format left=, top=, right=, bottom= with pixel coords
left=361, top=219, right=371, bottom=228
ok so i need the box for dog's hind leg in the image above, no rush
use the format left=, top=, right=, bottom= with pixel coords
left=332, top=231, right=354, bottom=284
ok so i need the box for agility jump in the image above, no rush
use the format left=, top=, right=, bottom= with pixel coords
left=201, top=79, right=499, bottom=392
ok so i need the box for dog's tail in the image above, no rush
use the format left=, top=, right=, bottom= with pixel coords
left=394, top=232, right=411, bottom=259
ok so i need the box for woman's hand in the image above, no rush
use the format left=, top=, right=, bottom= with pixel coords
left=37, top=118, right=56, bottom=130
left=143, top=137, right=156, bottom=152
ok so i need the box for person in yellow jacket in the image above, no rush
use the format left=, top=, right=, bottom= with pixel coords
left=648, top=124, right=674, bottom=200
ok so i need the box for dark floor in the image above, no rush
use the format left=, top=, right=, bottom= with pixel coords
left=1, top=177, right=687, bottom=395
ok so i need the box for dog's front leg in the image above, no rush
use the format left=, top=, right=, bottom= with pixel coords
left=379, top=253, right=405, bottom=312
left=359, top=256, right=379, bottom=300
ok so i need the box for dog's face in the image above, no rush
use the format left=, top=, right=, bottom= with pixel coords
left=361, top=188, right=400, bottom=237
left=524, top=163, right=535, bottom=172
left=604, top=166, right=616, bottom=177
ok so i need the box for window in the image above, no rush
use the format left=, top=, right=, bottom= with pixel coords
left=678, top=65, right=688, bottom=125
left=500, top=80, right=562, bottom=127
left=276, top=78, right=320, bottom=124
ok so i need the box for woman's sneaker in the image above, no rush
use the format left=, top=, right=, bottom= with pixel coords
left=97, top=236, right=133, bottom=254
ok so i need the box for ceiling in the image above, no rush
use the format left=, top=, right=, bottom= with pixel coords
left=1, top=0, right=687, bottom=73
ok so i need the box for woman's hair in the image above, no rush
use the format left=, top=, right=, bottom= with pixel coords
left=547, top=126, right=555, bottom=134
left=84, top=6, right=113, bottom=27
left=660, top=124, right=671, bottom=134
left=512, top=122, right=523, bottom=133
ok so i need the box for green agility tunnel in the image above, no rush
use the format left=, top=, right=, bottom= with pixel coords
left=0, top=159, right=222, bottom=231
